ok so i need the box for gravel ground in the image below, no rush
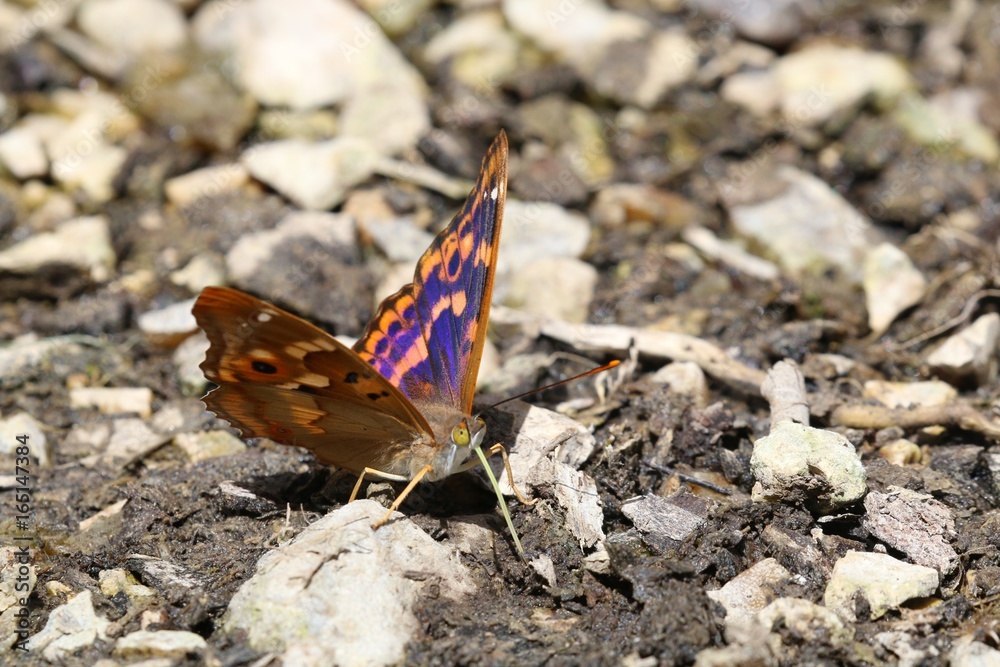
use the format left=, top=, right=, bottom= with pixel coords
left=2, top=0, right=1000, bottom=665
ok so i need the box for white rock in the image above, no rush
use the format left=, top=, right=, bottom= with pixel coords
left=93, top=418, right=170, bottom=468
left=115, top=630, right=207, bottom=659
left=862, top=380, right=956, bottom=409
left=895, top=91, right=1000, bottom=164
left=863, top=487, right=959, bottom=575
left=824, top=551, right=938, bottom=621
left=173, top=332, right=211, bottom=398
left=223, top=500, right=474, bottom=666
left=173, top=431, right=246, bottom=463
left=225, top=211, right=356, bottom=283
left=358, top=0, right=432, bottom=36
left=633, top=29, right=699, bottom=108
left=682, top=225, right=780, bottom=281
left=649, top=361, right=710, bottom=408
left=753, top=597, right=848, bottom=645
left=863, top=243, right=927, bottom=335
left=878, top=438, right=923, bottom=467
left=170, top=253, right=226, bottom=293
left=504, top=257, right=597, bottom=323
left=137, top=299, right=199, bottom=344
left=706, top=558, right=793, bottom=625
left=496, top=400, right=597, bottom=476
left=77, top=0, right=187, bottom=55
left=0, top=126, right=48, bottom=179
left=51, top=142, right=128, bottom=204
left=0, top=216, right=115, bottom=282
left=724, top=166, right=880, bottom=283
left=720, top=70, right=782, bottom=117
left=0, top=546, right=36, bottom=613
left=492, top=401, right=604, bottom=549
left=70, top=388, right=154, bottom=418
left=361, top=217, right=435, bottom=263
left=423, top=9, right=519, bottom=88
left=98, top=569, right=156, bottom=601
left=164, top=163, right=250, bottom=207
left=496, top=200, right=591, bottom=299
left=772, top=45, right=912, bottom=125
left=242, top=138, right=378, bottom=210
left=193, top=0, right=428, bottom=153
left=622, top=493, right=713, bottom=543
left=0, top=413, right=50, bottom=467
left=949, top=635, right=1000, bottom=667
left=503, top=0, right=648, bottom=71
left=26, top=591, right=110, bottom=662
left=549, top=460, right=605, bottom=549
left=927, top=314, right=1000, bottom=386
left=750, top=421, right=867, bottom=513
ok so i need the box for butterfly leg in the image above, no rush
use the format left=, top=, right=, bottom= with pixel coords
left=485, top=443, right=538, bottom=506
left=349, top=468, right=411, bottom=503
left=454, top=444, right=537, bottom=506
left=372, top=464, right=434, bottom=529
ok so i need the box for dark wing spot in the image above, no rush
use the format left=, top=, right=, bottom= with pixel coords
left=447, top=248, right=461, bottom=277
left=386, top=319, right=402, bottom=337
left=374, top=336, right=389, bottom=356
left=345, top=372, right=359, bottom=384
left=381, top=391, right=389, bottom=397
left=252, top=360, right=278, bottom=374
left=366, top=392, right=381, bottom=401
left=402, top=304, right=415, bottom=321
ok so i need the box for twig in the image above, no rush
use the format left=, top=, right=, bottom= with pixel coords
left=830, top=402, right=1000, bottom=441
left=645, top=462, right=733, bottom=495
left=761, top=360, right=809, bottom=427
left=891, top=289, right=1000, bottom=351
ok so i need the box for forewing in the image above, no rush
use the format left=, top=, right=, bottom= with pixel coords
left=193, top=286, right=433, bottom=471
left=354, top=131, right=508, bottom=415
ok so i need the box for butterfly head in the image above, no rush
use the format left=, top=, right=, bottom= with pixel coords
left=450, top=416, right=486, bottom=451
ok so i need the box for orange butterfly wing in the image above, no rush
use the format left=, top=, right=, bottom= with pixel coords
left=192, top=286, right=434, bottom=476
left=354, top=131, right=508, bottom=415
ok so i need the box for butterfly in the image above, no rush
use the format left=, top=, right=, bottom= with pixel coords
left=192, top=131, right=534, bottom=556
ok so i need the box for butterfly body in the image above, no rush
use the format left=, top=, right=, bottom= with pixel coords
left=193, top=132, right=524, bottom=551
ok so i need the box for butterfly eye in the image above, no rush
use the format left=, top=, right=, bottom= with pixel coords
left=452, top=423, right=471, bottom=447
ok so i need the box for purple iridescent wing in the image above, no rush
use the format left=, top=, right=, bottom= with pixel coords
left=353, top=131, right=508, bottom=415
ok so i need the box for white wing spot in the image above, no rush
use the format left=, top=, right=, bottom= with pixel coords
left=490, top=186, right=498, bottom=201
left=256, top=312, right=273, bottom=323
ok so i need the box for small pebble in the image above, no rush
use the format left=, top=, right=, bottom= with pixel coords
left=0, top=216, right=116, bottom=282
left=173, top=431, right=246, bottom=463
left=242, top=138, right=379, bottom=211
left=750, top=421, right=867, bottom=513
left=164, top=164, right=250, bottom=207
left=70, top=387, right=154, bottom=418
left=504, top=257, right=597, bottom=323
left=824, top=551, right=938, bottom=621
left=27, top=591, right=109, bottom=662
left=114, top=630, right=207, bottom=659
left=706, top=558, right=793, bottom=626
left=927, top=314, right=1000, bottom=386
left=863, top=243, right=927, bottom=336
left=862, top=380, right=956, bottom=409
left=137, top=298, right=199, bottom=347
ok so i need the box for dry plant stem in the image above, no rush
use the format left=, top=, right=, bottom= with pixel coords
left=892, top=288, right=1000, bottom=351
left=541, top=322, right=767, bottom=395
left=830, top=402, right=1000, bottom=440
left=761, top=360, right=809, bottom=427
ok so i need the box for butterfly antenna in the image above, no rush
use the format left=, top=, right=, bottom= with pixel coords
left=484, top=360, right=621, bottom=412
